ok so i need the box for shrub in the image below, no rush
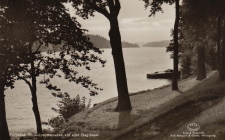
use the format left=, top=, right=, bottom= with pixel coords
left=43, top=92, right=91, bottom=129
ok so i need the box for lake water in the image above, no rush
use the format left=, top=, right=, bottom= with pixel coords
left=5, top=47, right=173, bottom=133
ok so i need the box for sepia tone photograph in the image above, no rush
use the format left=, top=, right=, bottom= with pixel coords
left=0, top=0, right=225, bottom=140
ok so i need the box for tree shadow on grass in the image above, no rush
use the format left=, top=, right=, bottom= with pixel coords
left=175, top=89, right=184, bottom=94
left=116, top=110, right=141, bottom=131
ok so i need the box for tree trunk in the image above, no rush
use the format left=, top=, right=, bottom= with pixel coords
left=0, top=67, right=10, bottom=140
left=31, top=88, right=43, bottom=134
left=109, top=17, right=132, bottom=111
left=219, top=15, right=225, bottom=80
left=29, top=47, right=43, bottom=134
left=172, top=0, right=180, bottom=90
left=196, top=46, right=206, bottom=80
left=217, top=15, right=222, bottom=71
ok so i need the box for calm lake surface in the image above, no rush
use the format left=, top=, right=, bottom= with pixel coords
left=5, top=47, right=173, bottom=133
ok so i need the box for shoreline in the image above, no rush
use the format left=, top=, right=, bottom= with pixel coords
left=6, top=47, right=172, bottom=134
left=9, top=71, right=221, bottom=140
left=52, top=71, right=216, bottom=140
left=92, top=71, right=212, bottom=109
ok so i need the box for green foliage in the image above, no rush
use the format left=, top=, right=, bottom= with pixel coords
left=43, top=92, right=91, bottom=129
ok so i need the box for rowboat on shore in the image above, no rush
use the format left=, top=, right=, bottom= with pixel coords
left=147, top=69, right=180, bottom=79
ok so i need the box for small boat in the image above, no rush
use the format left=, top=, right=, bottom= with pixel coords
left=147, top=69, right=180, bottom=79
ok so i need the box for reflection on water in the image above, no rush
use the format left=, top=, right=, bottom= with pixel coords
left=5, top=47, right=173, bottom=133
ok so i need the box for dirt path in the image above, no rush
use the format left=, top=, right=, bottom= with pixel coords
left=117, top=72, right=225, bottom=140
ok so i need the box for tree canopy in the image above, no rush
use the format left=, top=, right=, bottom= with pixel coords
left=2, top=0, right=106, bottom=95
left=0, top=0, right=106, bottom=136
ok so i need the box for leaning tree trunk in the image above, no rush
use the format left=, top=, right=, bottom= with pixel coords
left=29, top=47, right=43, bottom=134
left=172, top=0, right=180, bottom=90
left=109, top=16, right=132, bottom=112
left=217, top=15, right=222, bottom=71
left=0, top=67, right=10, bottom=140
left=197, top=46, right=206, bottom=80
left=220, top=15, right=225, bottom=80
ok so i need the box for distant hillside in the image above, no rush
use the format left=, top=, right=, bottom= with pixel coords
left=136, top=42, right=147, bottom=47
left=143, top=40, right=170, bottom=47
left=89, top=35, right=139, bottom=48
left=32, top=35, right=139, bottom=52
left=89, top=35, right=110, bottom=48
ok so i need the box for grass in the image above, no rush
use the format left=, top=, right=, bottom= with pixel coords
left=52, top=71, right=224, bottom=140
left=117, top=72, right=225, bottom=140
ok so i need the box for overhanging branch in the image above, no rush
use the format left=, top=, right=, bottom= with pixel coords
left=90, top=2, right=110, bottom=19
left=17, top=74, right=32, bottom=89
left=35, top=42, right=42, bottom=53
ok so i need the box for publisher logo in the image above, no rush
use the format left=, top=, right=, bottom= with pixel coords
left=171, top=123, right=216, bottom=138
left=187, top=123, right=200, bottom=132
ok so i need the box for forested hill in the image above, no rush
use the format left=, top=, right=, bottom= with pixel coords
left=143, top=40, right=170, bottom=47
left=32, top=35, right=139, bottom=52
left=89, top=35, right=139, bottom=48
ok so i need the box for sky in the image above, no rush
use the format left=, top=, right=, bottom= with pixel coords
left=65, top=0, right=175, bottom=44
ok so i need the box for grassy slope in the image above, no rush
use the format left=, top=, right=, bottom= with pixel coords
left=117, top=72, right=225, bottom=140
left=59, top=71, right=204, bottom=140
